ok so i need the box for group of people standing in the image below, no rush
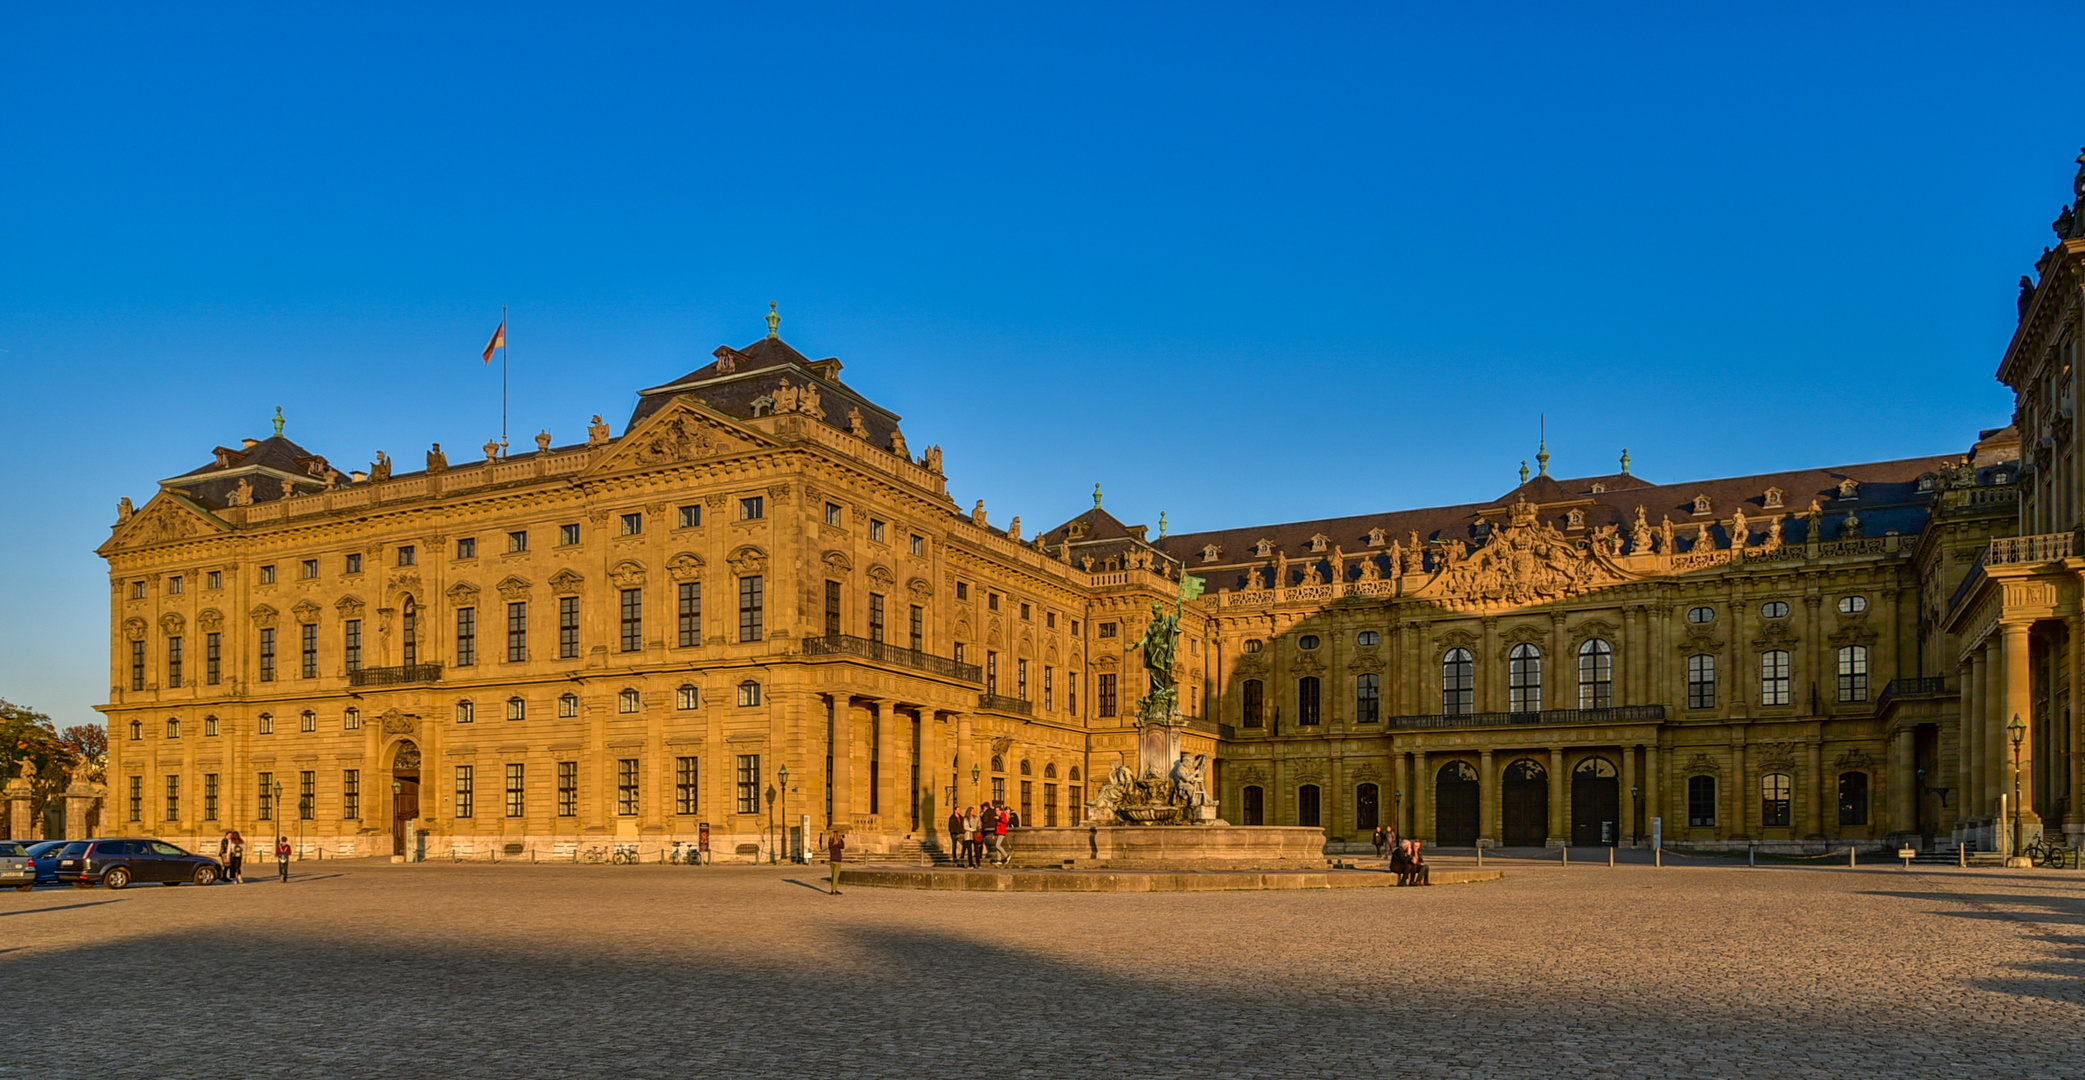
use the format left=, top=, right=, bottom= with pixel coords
left=947, top=803, right=1021, bottom=867
left=1372, top=825, right=1430, bottom=886
left=212, top=831, right=294, bottom=883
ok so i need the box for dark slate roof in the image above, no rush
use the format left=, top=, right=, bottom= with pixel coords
left=1155, top=454, right=1962, bottom=587
left=161, top=435, right=336, bottom=509
left=1042, top=506, right=1143, bottom=545
left=627, top=335, right=908, bottom=452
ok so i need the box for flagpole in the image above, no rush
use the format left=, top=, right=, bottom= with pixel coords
left=501, top=304, right=509, bottom=459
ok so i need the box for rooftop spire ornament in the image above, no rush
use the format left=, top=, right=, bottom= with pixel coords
left=1093, top=482, right=1104, bottom=509
left=1620, top=448, right=1632, bottom=475
left=1536, top=414, right=1550, bottom=477
left=1159, top=511, right=1168, bottom=538
left=1519, top=460, right=1530, bottom=485
left=766, top=301, right=781, bottom=339
left=272, top=406, right=285, bottom=438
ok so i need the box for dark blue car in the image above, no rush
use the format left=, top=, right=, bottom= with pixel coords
left=25, top=840, right=75, bottom=885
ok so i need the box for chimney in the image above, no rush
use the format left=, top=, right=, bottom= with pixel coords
left=241, top=438, right=259, bottom=450
left=351, top=470, right=368, bottom=483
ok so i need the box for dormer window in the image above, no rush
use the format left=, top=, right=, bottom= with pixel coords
left=1201, top=544, right=1222, bottom=563
left=1691, top=495, right=1712, bottom=516
left=1838, top=479, right=1859, bottom=499
left=1917, top=475, right=1936, bottom=492
left=1366, top=528, right=1386, bottom=547
left=1993, top=471, right=2012, bottom=484
left=1254, top=539, right=1275, bottom=558
left=1764, top=486, right=1784, bottom=508
left=1308, top=534, right=1328, bottom=553
left=1590, top=483, right=1607, bottom=493
left=1565, top=509, right=1585, bottom=530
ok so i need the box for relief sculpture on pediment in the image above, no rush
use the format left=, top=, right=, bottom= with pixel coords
left=1418, top=498, right=1630, bottom=609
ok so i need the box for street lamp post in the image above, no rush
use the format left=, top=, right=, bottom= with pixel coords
left=1631, top=785, right=1641, bottom=847
left=1394, top=790, right=1403, bottom=839
left=778, top=765, right=792, bottom=864
left=972, top=764, right=981, bottom=806
left=2007, top=714, right=2028, bottom=866
left=764, top=783, right=777, bottom=864
left=271, top=781, right=284, bottom=877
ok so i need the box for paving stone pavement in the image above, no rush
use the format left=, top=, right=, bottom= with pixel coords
left=3, top=859, right=2081, bottom=1079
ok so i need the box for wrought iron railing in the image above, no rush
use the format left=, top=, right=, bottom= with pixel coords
left=1877, top=676, right=1951, bottom=711
left=976, top=693, right=1034, bottom=716
left=1383, top=704, right=1666, bottom=730
left=801, top=634, right=982, bottom=683
left=1986, top=532, right=2075, bottom=566
left=347, top=663, right=442, bottom=687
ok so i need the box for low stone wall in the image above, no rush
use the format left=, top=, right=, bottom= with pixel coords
left=1005, top=825, right=1327, bottom=867
left=843, top=867, right=1505, bottom=892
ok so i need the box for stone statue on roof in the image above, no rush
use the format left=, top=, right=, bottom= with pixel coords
left=889, top=427, right=908, bottom=457
left=427, top=443, right=448, bottom=472
left=228, top=478, right=253, bottom=506
left=588, top=415, right=611, bottom=446
left=370, top=450, right=392, bottom=483
left=847, top=407, right=868, bottom=438
left=1730, top=508, right=1749, bottom=550
left=116, top=497, right=133, bottom=523
left=1330, top=546, right=1346, bottom=583
left=1631, top=506, right=1652, bottom=554
left=1385, top=539, right=1404, bottom=577
left=1659, top=515, right=1675, bottom=554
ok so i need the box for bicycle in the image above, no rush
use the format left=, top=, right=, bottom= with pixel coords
left=579, top=845, right=609, bottom=864
left=610, top=844, right=640, bottom=865
left=671, top=841, right=704, bottom=865
left=2023, top=835, right=2077, bottom=869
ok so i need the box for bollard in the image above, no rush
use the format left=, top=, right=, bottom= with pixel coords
left=1749, top=845, right=1756, bottom=867
left=1561, top=846, right=1568, bottom=867
left=1848, top=847, right=1857, bottom=868
left=1608, top=846, right=1615, bottom=867
left=1655, top=847, right=1663, bottom=868
left=1958, top=844, right=1966, bottom=868
left=1476, top=845, right=1483, bottom=867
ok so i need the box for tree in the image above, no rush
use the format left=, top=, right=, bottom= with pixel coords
left=2, top=700, right=77, bottom=835
left=59, top=725, right=108, bottom=783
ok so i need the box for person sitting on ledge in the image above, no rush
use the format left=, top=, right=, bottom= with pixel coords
left=1388, top=840, right=1411, bottom=885
left=1405, top=840, right=1431, bottom=886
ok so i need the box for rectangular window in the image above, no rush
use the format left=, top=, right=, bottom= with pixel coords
left=455, top=765, right=474, bottom=818
left=557, top=761, right=578, bottom=817
left=258, top=713, right=274, bottom=735
left=824, top=580, right=842, bottom=637
left=347, top=553, right=364, bottom=574
left=1020, top=602, right=1030, bottom=621
left=1356, top=674, right=1381, bottom=723
left=740, top=496, right=764, bottom=520
left=259, top=628, right=276, bottom=682
left=507, top=602, right=527, bottom=662
left=1687, top=775, right=1717, bottom=827
left=825, top=501, right=843, bottom=525
left=1044, top=782, right=1058, bottom=826
left=302, top=559, right=319, bottom=580
left=257, top=772, right=274, bottom=821
left=203, top=773, right=219, bottom=820
left=455, top=537, right=475, bottom=560
left=620, top=512, right=643, bottom=536
left=1068, top=672, right=1079, bottom=716
left=869, top=593, right=885, bottom=644
left=1098, top=622, right=1117, bottom=638
left=561, top=523, right=581, bottom=546
left=299, top=770, right=315, bottom=820
left=1044, top=667, right=1054, bottom=710
left=343, top=709, right=360, bottom=730
left=442, top=608, right=471, bottom=669
left=988, top=593, right=1000, bottom=611
left=991, top=776, right=1006, bottom=804
left=506, top=763, right=525, bottom=818
left=739, top=576, right=764, bottom=642
left=168, top=575, right=184, bottom=595
left=1099, top=673, right=1118, bottom=717
left=301, top=623, right=318, bottom=678
left=131, top=639, right=145, bottom=691
left=397, top=546, right=416, bottom=567
left=617, top=759, right=639, bottom=816
left=207, top=570, right=222, bottom=589
left=986, top=651, right=998, bottom=694
left=509, top=530, right=529, bottom=553
left=678, top=583, right=702, bottom=647
left=678, top=504, right=701, bottom=528
left=1020, top=779, right=1032, bottom=823
left=1017, top=658, right=1028, bottom=701
left=1837, top=646, right=1869, bottom=703
left=1761, top=773, right=1792, bottom=828
left=619, top=588, right=643, bottom=652
left=455, top=700, right=474, bottom=724
left=1046, top=611, right=1057, bottom=629
left=556, top=597, right=578, bottom=658
left=909, top=605, right=924, bottom=651
left=506, top=697, right=525, bottom=721
left=166, top=636, right=183, bottom=688
left=910, top=534, right=923, bottom=556
left=676, top=756, right=699, bottom=815
left=130, top=579, right=146, bottom=599
left=205, top=632, right=221, bottom=685
left=956, top=582, right=968, bottom=601
left=1686, top=654, right=1716, bottom=709
left=342, top=770, right=360, bottom=820
left=129, top=776, right=142, bottom=822
left=953, top=643, right=965, bottom=664
left=1760, top=650, right=1791, bottom=707
left=1297, top=677, right=1322, bottom=724
left=165, top=774, right=180, bottom=821
left=260, top=565, right=276, bottom=584
left=345, top=619, right=362, bottom=672
left=869, top=519, right=886, bottom=542
left=300, top=710, right=317, bottom=732
left=736, top=754, right=761, bottom=814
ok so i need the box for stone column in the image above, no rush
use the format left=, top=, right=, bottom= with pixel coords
left=1643, top=744, right=1660, bottom=841
left=3, top=772, right=32, bottom=840
left=1730, top=739, right=1747, bottom=839
left=1890, top=725, right=1916, bottom=839
left=1549, top=612, right=1567, bottom=711
left=829, top=695, right=852, bottom=827
left=1548, top=745, right=1566, bottom=845
left=1392, top=749, right=1409, bottom=837
left=1984, top=641, right=2004, bottom=822
left=1805, top=736, right=1824, bottom=839
left=1413, top=749, right=1430, bottom=843
left=954, top=713, right=974, bottom=810
left=2002, top=621, right=2038, bottom=829
left=1621, top=744, right=1638, bottom=844
left=64, top=779, right=101, bottom=841
left=1958, top=656, right=1977, bottom=831
left=1479, top=618, right=1500, bottom=714
left=1477, top=747, right=1496, bottom=846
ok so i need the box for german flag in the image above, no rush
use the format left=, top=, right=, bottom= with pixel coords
left=482, top=319, right=506, bottom=364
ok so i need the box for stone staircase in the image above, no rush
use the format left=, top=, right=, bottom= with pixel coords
left=862, top=838, right=959, bottom=866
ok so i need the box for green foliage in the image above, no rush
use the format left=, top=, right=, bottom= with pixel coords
left=2, top=701, right=100, bottom=829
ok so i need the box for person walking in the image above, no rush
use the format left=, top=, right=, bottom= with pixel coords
left=275, top=835, right=291, bottom=882
left=993, top=802, right=1011, bottom=865
left=962, top=806, right=982, bottom=867
left=225, top=830, right=245, bottom=884
left=827, top=830, right=845, bottom=894
left=1372, top=824, right=1389, bottom=859
left=946, top=807, right=966, bottom=866
left=217, top=831, right=233, bottom=883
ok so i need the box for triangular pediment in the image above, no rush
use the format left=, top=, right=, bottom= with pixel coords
left=98, top=492, right=230, bottom=554
left=583, top=396, right=773, bottom=477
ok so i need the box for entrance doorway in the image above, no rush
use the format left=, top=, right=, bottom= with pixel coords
left=1435, top=761, right=1478, bottom=845
left=1501, top=759, right=1548, bottom=846
left=391, top=741, right=421, bottom=856
left=1571, top=756, right=1620, bottom=846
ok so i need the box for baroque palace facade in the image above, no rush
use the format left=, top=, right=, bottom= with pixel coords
left=97, top=152, right=2085, bottom=858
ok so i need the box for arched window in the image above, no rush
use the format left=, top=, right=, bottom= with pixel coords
left=1508, top=643, right=1542, bottom=713
left=400, top=595, right=418, bottom=666
left=1043, top=762, right=1057, bottom=779
left=1442, top=648, right=1474, bottom=715
left=1761, top=772, right=1792, bottom=827
left=166, top=717, right=181, bottom=739
left=1837, top=771, right=1870, bottom=825
left=1355, top=673, right=1380, bottom=723
left=1357, top=630, right=1380, bottom=646
left=1760, top=650, right=1791, bottom=706
left=1837, top=646, right=1869, bottom=702
left=506, top=697, right=526, bottom=722
left=129, top=719, right=143, bottom=740
left=990, top=754, right=1005, bottom=774
left=736, top=681, right=760, bottom=707
left=1242, top=639, right=1264, bottom=653
left=1687, top=775, right=1717, bottom=826
left=558, top=693, right=579, bottom=718
left=1296, top=784, right=1321, bottom=827
left=1241, top=679, right=1265, bottom=727
left=1297, top=634, right=1321, bottom=650
left=1355, top=782, right=1380, bottom=830
left=1296, top=676, right=1321, bottom=725
left=1241, top=785, right=1265, bottom=825
left=1577, top=639, right=1612, bottom=709
left=1068, top=766, right=1081, bottom=782
left=1686, top=606, right=1715, bottom=624
left=676, top=685, right=700, bottom=710
left=455, top=700, right=475, bottom=724
left=1019, top=759, right=1032, bottom=776
left=1687, top=654, right=1716, bottom=709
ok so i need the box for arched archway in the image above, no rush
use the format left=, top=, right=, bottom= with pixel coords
left=1501, top=758, right=1548, bottom=846
left=1435, top=761, right=1478, bottom=845
left=391, top=740, right=421, bottom=856
left=1571, top=756, right=1620, bottom=846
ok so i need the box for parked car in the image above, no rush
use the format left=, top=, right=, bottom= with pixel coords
left=26, top=840, right=73, bottom=884
left=55, top=838, right=222, bottom=889
left=0, top=841, right=32, bottom=890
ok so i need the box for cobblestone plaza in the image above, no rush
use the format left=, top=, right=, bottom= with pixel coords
left=7, top=862, right=2080, bottom=1078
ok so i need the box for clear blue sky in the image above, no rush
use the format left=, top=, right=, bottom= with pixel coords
left=3, top=3, right=2079, bottom=730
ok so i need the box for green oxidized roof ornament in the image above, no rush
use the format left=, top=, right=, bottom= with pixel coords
left=766, top=301, right=781, bottom=339
left=273, top=406, right=285, bottom=438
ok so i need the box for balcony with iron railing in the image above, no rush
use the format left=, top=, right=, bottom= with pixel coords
left=1383, top=704, right=1667, bottom=731
left=1876, top=676, right=1952, bottom=712
left=347, top=663, right=442, bottom=688
left=800, top=634, right=983, bottom=683
left=1950, top=531, right=2078, bottom=615
left=976, top=693, right=1034, bottom=716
